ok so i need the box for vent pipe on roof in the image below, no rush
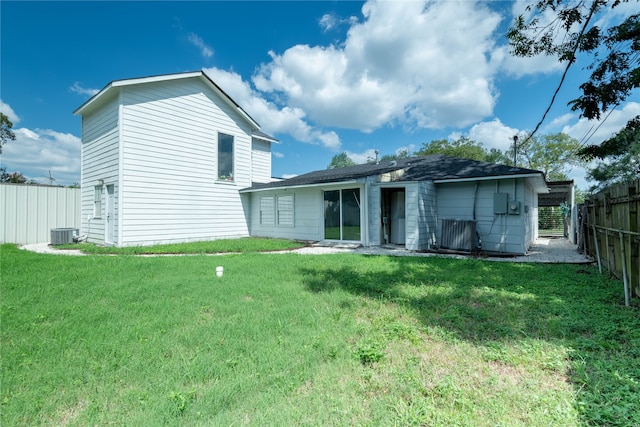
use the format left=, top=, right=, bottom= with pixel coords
left=390, top=160, right=397, bottom=166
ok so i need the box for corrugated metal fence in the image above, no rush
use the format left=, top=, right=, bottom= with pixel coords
left=0, top=183, right=81, bottom=244
left=580, top=178, right=640, bottom=304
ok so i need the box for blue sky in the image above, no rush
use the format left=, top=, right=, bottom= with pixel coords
left=2, top=1, right=639, bottom=189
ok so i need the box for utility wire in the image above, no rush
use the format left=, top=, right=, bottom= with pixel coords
left=519, top=1, right=600, bottom=148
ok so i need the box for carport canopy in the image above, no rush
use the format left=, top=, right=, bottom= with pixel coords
left=539, top=180, right=574, bottom=207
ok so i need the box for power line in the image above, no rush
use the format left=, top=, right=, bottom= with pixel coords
left=518, top=1, right=600, bottom=148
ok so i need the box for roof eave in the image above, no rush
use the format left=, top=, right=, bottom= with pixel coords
left=73, top=70, right=262, bottom=131
left=240, top=179, right=360, bottom=193
left=73, top=71, right=206, bottom=116
left=252, top=133, right=279, bottom=144
left=199, top=71, right=260, bottom=129
left=434, top=173, right=549, bottom=193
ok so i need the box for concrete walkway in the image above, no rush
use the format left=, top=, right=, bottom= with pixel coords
left=20, top=237, right=593, bottom=264
left=292, top=237, right=593, bottom=264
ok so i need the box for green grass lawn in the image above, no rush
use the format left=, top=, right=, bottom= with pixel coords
left=2, top=244, right=639, bottom=426
left=56, top=237, right=306, bottom=255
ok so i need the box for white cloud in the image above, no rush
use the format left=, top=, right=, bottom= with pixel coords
left=544, top=113, right=575, bottom=132
left=560, top=102, right=640, bottom=147
left=0, top=100, right=20, bottom=123
left=318, top=12, right=358, bottom=32
left=69, top=82, right=99, bottom=97
left=453, top=118, right=523, bottom=151
left=499, top=0, right=639, bottom=79
left=253, top=0, right=503, bottom=132
left=557, top=103, right=640, bottom=190
left=272, top=151, right=284, bottom=158
left=204, top=67, right=341, bottom=149
left=319, top=13, right=338, bottom=32
left=593, top=1, right=639, bottom=33
left=396, top=144, right=415, bottom=155
left=188, top=32, right=213, bottom=59
left=345, top=148, right=378, bottom=164
left=498, top=1, right=566, bottom=78
left=496, top=45, right=564, bottom=78
left=1, top=127, right=81, bottom=185
left=281, top=173, right=298, bottom=179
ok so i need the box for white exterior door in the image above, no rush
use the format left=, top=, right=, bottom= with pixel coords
left=105, top=184, right=115, bottom=244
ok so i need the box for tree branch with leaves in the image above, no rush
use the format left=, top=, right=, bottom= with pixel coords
left=1, top=113, right=16, bottom=154
left=507, top=0, right=639, bottom=144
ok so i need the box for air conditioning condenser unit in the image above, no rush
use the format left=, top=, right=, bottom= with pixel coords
left=440, top=219, right=476, bottom=252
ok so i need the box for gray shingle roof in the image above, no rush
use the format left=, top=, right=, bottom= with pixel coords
left=244, top=155, right=544, bottom=191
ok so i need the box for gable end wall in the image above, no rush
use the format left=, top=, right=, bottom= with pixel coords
left=116, top=78, right=253, bottom=246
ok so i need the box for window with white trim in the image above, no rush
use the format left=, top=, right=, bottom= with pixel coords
left=277, top=195, right=294, bottom=226
left=260, top=196, right=275, bottom=225
left=217, top=132, right=234, bottom=181
left=93, top=185, right=102, bottom=218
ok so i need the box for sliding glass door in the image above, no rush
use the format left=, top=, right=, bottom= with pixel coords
left=323, top=188, right=361, bottom=241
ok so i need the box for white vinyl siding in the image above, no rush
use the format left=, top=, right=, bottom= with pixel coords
left=248, top=188, right=323, bottom=241
left=80, top=93, right=119, bottom=244
left=405, top=184, right=420, bottom=250
left=436, top=179, right=526, bottom=254
left=417, top=181, right=437, bottom=250
left=260, top=196, right=275, bottom=225
left=116, top=77, right=252, bottom=246
left=277, top=195, right=294, bottom=226
left=524, top=179, right=539, bottom=249
left=367, top=178, right=382, bottom=245
left=251, top=139, right=271, bottom=183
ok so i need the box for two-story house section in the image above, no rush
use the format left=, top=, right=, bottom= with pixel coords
left=74, top=70, right=277, bottom=247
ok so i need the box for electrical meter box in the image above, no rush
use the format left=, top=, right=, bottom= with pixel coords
left=508, top=200, right=521, bottom=215
left=494, top=193, right=508, bottom=214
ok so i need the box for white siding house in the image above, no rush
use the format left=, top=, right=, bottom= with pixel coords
left=75, top=71, right=548, bottom=255
left=242, top=156, right=548, bottom=255
left=75, top=71, right=276, bottom=247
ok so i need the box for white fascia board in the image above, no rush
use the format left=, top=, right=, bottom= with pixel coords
left=110, top=71, right=203, bottom=87
left=74, top=71, right=261, bottom=132
left=434, top=173, right=549, bottom=193
left=252, top=133, right=279, bottom=144
left=73, top=71, right=203, bottom=116
left=240, top=180, right=359, bottom=194
left=199, top=71, right=261, bottom=129
left=73, top=82, right=114, bottom=116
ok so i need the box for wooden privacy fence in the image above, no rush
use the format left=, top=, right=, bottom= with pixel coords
left=580, top=178, right=640, bottom=304
left=0, top=183, right=81, bottom=244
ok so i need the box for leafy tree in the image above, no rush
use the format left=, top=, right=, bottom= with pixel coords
left=514, top=132, right=582, bottom=180
left=327, top=152, right=356, bottom=169
left=581, top=117, right=640, bottom=189
left=507, top=0, right=640, bottom=150
left=580, top=116, right=640, bottom=160
left=378, top=148, right=411, bottom=163
left=485, top=148, right=512, bottom=165
left=1, top=113, right=16, bottom=154
left=0, top=167, right=27, bottom=184
left=574, top=186, right=589, bottom=204
left=416, top=137, right=511, bottom=164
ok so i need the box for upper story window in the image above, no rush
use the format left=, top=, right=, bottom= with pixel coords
left=217, top=133, right=234, bottom=181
